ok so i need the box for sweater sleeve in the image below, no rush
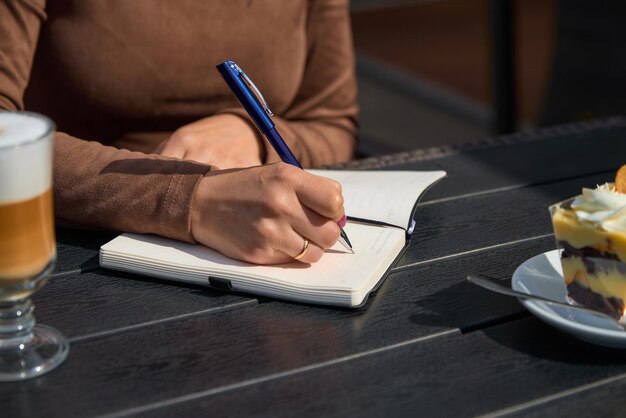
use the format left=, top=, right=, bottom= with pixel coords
left=0, top=0, right=46, bottom=111
left=53, top=134, right=210, bottom=241
left=0, top=0, right=211, bottom=242
left=219, top=0, right=358, bottom=167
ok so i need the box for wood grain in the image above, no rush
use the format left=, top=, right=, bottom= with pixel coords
left=36, top=269, right=257, bottom=340
left=503, top=375, right=626, bottom=417
left=7, top=124, right=626, bottom=417
left=136, top=317, right=626, bottom=418
left=2, top=237, right=556, bottom=417
left=52, top=227, right=114, bottom=274
left=398, top=171, right=612, bottom=267
left=382, top=127, right=626, bottom=202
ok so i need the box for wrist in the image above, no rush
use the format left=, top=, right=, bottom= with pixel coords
left=190, top=170, right=226, bottom=247
left=190, top=174, right=210, bottom=244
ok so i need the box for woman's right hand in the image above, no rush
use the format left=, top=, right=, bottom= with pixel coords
left=190, top=163, right=345, bottom=264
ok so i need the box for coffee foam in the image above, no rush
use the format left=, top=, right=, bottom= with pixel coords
left=0, top=113, right=53, bottom=203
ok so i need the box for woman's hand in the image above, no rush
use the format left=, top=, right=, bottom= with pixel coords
left=191, top=163, right=345, bottom=264
left=158, top=114, right=264, bottom=169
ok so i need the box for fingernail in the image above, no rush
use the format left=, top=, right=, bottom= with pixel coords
left=338, top=214, right=347, bottom=228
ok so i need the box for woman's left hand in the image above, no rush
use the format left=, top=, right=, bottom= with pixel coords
left=157, top=114, right=264, bottom=169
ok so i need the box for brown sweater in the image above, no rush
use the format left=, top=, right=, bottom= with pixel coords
left=0, top=0, right=358, bottom=242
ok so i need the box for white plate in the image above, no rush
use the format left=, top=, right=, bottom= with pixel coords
left=512, top=250, right=626, bottom=348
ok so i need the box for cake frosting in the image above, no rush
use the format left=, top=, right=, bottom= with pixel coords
left=571, top=184, right=626, bottom=231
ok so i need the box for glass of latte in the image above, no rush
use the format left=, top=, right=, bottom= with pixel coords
left=0, top=112, right=68, bottom=381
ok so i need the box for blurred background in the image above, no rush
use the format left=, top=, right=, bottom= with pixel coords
left=351, top=0, right=626, bottom=156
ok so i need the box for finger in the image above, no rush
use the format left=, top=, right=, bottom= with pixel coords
left=293, top=171, right=345, bottom=221
left=290, top=205, right=340, bottom=250
left=284, top=233, right=325, bottom=264
left=183, top=149, right=217, bottom=166
left=159, top=140, right=185, bottom=159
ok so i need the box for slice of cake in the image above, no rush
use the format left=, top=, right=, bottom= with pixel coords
left=550, top=182, right=626, bottom=322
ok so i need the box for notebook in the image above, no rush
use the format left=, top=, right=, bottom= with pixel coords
left=100, top=169, right=446, bottom=307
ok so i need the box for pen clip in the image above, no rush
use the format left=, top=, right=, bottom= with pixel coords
left=229, top=62, right=274, bottom=117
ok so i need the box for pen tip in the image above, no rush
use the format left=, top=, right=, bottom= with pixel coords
left=337, top=232, right=353, bottom=254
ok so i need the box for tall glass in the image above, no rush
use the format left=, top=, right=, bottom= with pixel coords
left=0, top=112, right=68, bottom=381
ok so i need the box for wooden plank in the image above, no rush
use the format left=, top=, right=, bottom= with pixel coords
left=375, top=127, right=626, bottom=202
left=37, top=155, right=608, bottom=341
left=398, top=171, right=611, bottom=267
left=13, top=125, right=621, bottom=417
left=131, top=317, right=626, bottom=418
left=501, top=376, right=626, bottom=417
left=43, top=166, right=575, bottom=341
left=35, top=269, right=258, bottom=340
left=2, top=237, right=558, bottom=417
left=53, top=228, right=116, bottom=275
left=39, top=169, right=602, bottom=339
left=42, top=229, right=553, bottom=343
left=41, top=229, right=258, bottom=339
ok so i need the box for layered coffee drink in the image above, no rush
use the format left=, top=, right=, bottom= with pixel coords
left=0, top=112, right=68, bottom=382
left=0, top=112, right=55, bottom=300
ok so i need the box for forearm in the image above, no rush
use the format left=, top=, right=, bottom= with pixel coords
left=54, top=132, right=211, bottom=242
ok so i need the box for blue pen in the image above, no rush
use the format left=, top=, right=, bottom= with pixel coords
left=216, top=60, right=354, bottom=253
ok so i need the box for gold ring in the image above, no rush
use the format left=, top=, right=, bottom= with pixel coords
left=293, top=238, right=309, bottom=260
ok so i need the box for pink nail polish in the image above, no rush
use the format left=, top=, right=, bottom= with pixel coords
left=338, top=214, right=347, bottom=228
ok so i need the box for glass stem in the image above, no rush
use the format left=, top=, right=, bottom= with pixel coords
left=0, top=299, right=35, bottom=350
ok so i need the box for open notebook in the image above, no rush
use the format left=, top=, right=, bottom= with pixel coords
left=100, top=169, right=446, bottom=307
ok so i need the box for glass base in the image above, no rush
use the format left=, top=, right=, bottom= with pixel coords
left=0, top=324, right=68, bottom=381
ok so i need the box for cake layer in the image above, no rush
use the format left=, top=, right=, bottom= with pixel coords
left=552, top=208, right=626, bottom=262
left=560, top=252, right=626, bottom=303
left=567, top=280, right=625, bottom=322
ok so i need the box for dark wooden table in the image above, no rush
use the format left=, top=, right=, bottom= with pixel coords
left=5, top=118, right=626, bottom=417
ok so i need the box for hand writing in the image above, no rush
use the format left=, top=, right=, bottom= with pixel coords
left=191, top=163, right=344, bottom=264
